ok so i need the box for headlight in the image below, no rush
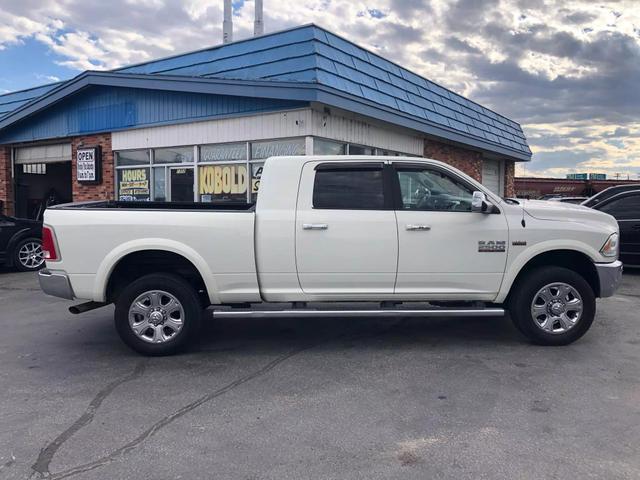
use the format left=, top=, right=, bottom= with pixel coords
left=600, top=233, right=619, bottom=258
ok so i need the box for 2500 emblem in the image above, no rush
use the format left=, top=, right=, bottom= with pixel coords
left=478, top=241, right=506, bottom=253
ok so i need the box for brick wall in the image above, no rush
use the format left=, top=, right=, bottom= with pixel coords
left=0, top=146, right=13, bottom=216
left=504, top=160, right=515, bottom=197
left=423, top=138, right=483, bottom=181
left=71, top=133, right=115, bottom=202
left=424, top=138, right=520, bottom=197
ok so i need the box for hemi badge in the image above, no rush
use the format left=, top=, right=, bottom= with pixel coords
left=512, top=241, right=527, bottom=246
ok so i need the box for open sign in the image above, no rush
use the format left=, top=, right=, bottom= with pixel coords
left=76, top=147, right=102, bottom=184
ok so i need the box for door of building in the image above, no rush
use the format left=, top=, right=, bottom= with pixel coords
left=482, top=159, right=503, bottom=196
left=169, top=167, right=194, bottom=202
left=14, top=144, right=73, bottom=219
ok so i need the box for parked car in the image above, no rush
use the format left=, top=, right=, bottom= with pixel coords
left=589, top=189, right=640, bottom=267
left=39, top=156, right=622, bottom=355
left=582, top=184, right=640, bottom=208
left=0, top=214, right=44, bottom=271
left=549, top=196, right=589, bottom=204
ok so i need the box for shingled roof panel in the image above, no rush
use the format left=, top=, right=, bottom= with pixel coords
left=0, top=24, right=530, bottom=160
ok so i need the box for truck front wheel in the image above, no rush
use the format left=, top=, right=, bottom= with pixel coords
left=508, top=266, right=596, bottom=346
left=114, top=273, right=202, bottom=355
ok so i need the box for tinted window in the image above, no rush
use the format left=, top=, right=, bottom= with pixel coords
left=599, top=194, right=640, bottom=220
left=396, top=168, right=474, bottom=211
left=313, top=168, right=385, bottom=209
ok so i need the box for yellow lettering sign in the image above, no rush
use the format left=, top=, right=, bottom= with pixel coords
left=199, top=165, right=247, bottom=196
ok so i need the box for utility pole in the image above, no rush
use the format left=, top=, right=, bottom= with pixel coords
left=223, top=0, right=233, bottom=44
left=255, top=0, right=264, bottom=36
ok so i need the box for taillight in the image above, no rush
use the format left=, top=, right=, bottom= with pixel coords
left=42, top=226, right=59, bottom=261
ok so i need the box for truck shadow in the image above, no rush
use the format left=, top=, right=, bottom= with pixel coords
left=191, top=313, right=522, bottom=354
left=63, top=311, right=523, bottom=357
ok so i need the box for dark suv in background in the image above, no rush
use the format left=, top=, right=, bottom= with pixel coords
left=585, top=185, right=640, bottom=267
left=0, top=214, right=44, bottom=271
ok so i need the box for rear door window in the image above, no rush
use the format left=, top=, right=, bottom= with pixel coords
left=313, top=165, right=386, bottom=210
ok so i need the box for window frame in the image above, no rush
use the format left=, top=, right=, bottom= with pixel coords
left=389, top=162, right=488, bottom=213
left=311, top=162, right=395, bottom=211
left=597, top=191, right=640, bottom=221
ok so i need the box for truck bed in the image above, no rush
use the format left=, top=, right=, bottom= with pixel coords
left=50, top=200, right=255, bottom=211
left=43, top=203, right=260, bottom=304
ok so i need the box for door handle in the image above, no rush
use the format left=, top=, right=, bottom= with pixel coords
left=632, top=224, right=640, bottom=230
left=303, top=223, right=328, bottom=230
left=406, top=224, right=431, bottom=231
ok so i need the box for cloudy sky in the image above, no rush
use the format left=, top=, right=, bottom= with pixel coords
left=0, top=0, right=638, bottom=178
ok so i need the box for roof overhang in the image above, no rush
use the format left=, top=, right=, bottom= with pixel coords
left=0, top=71, right=531, bottom=161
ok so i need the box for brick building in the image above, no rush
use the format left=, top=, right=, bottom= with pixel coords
left=0, top=25, right=530, bottom=218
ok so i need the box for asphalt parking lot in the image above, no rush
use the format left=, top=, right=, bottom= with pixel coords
left=0, top=269, right=639, bottom=480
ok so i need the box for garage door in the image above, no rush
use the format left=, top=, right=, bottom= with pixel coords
left=15, top=144, right=71, bottom=164
left=14, top=144, right=73, bottom=219
left=482, top=159, right=502, bottom=196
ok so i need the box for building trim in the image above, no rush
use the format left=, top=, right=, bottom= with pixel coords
left=112, top=108, right=424, bottom=156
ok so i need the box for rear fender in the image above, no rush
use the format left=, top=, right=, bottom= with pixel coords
left=94, top=238, right=221, bottom=304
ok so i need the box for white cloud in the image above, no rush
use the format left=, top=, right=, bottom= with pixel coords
left=0, top=0, right=638, bottom=178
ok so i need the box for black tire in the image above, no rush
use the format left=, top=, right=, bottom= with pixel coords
left=114, top=273, right=203, bottom=356
left=13, top=237, right=45, bottom=272
left=508, top=266, right=596, bottom=346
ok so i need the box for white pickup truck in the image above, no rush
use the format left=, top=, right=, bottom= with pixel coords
left=39, top=156, right=623, bottom=355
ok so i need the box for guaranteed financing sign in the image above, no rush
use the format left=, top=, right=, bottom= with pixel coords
left=76, top=147, right=102, bottom=184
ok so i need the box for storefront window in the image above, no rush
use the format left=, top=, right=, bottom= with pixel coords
left=115, top=137, right=309, bottom=204
left=198, top=163, right=247, bottom=203
left=250, top=163, right=264, bottom=202
left=251, top=138, right=305, bottom=159
left=314, top=138, right=346, bottom=155
left=348, top=144, right=375, bottom=155
left=154, top=146, right=194, bottom=164
left=116, top=150, right=150, bottom=166
left=201, top=143, right=247, bottom=162
left=153, top=167, right=166, bottom=201
left=117, top=167, right=151, bottom=201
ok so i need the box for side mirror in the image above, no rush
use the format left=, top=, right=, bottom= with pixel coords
left=472, top=191, right=495, bottom=214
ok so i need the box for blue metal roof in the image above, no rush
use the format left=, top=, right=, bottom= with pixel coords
left=0, top=82, right=62, bottom=119
left=0, top=24, right=530, bottom=160
left=0, top=83, right=306, bottom=144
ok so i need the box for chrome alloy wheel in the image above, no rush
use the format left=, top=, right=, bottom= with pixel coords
left=530, top=283, right=583, bottom=334
left=128, top=290, right=184, bottom=344
left=18, top=241, right=44, bottom=269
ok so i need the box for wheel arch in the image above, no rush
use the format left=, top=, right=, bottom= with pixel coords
left=96, top=240, right=220, bottom=305
left=499, top=249, right=600, bottom=304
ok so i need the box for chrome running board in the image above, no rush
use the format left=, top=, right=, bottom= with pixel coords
left=212, top=308, right=504, bottom=319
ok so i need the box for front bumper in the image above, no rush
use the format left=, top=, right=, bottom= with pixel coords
left=595, top=260, right=623, bottom=298
left=38, top=269, right=75, bottom=300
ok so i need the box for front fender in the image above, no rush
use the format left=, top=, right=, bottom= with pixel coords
left=495, top=240, right=601, bottom=304
left=93, top=238, right=221, bottom=304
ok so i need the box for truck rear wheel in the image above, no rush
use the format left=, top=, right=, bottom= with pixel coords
left=114, top=273, right=202, bottom=356
left=508, top=266, right=595, bottom=346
